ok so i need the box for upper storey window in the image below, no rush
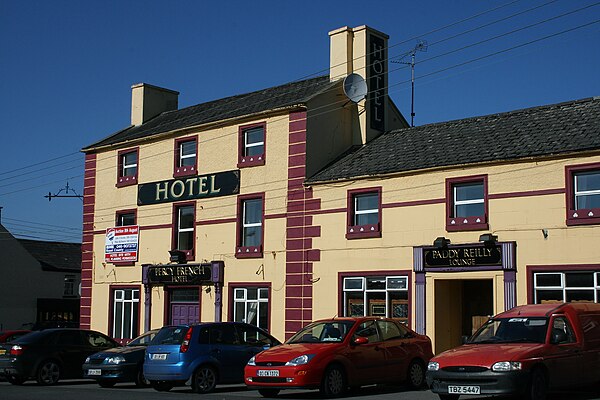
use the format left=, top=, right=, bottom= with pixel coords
left=236, top=194, right=264, bottom=258
left=446, top=175, right=488, bottom=231
left=174, top=136, right=197, bottom=177
left=238, top=123, right=265, bottom=167
left=347, top=188, right=382, bottom=239
left=117, top=148, right=138, bottom=187
left=566, top=163, right=600, bottom=226
left=172, top=203, right=195, bottom=260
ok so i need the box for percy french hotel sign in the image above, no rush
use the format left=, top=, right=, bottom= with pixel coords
left=138, top=170, right=239, bottom=205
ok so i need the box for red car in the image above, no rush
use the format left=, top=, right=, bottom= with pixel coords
left=0, top=330, right=31, bottom=343
left=244, top=317, right=433, bottom=397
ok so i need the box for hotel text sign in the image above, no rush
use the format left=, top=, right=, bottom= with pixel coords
left=137, top=170, right=240, bottom=205
left=424, top=245, right=502, bottom=268
left=368, top=33, right=386, bottom=132
left=147, top=263, right=212, bottom=285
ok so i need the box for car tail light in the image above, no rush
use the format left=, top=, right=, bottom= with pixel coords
left=10, top=345, right=25, bottom=356
left=180, top=327, right=193, bottom=353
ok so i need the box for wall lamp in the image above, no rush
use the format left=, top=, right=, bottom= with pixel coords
left=433, top=236, right=451, bottom=249
left=169, top=249, right=187, bottom=264
left=479, top=233, right=498, bottom=246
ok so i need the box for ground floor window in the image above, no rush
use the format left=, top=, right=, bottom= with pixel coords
left=112, top=288, right=140, bottom=340
left=343, top=275, right=409, bottom=323
left=233, top=287, right=269, bottom=330
left=534, top=271, right=600, bottom=303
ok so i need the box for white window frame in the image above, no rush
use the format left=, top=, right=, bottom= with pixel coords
left=121, top=152, right=137, bottom=177
left=574, top=171, right=600, bottom=210
left=179, top=140, right=197, bottom=167
left=177, top=206, right=194, bottom=250
left=233, top=287, right=269, bottom=328
left=242, top=199, right=262, bottom=247
left=63, top=274, right=76, bottom=297
left=534, top=272, right=600, bottom=303
left=244, top=127, right=264, bottom=156
left=342, top=276, right=408, bottom=317
left=112, top=288, right=140, bottom=339
left=453, top=182, right=484, bottom=217
left=353, top=193, right=378, bottom=225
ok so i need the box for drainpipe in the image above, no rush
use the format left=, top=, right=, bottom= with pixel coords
left=211, top=261, right=225, bottom=322
left=142, top=264, right=152, bottom=332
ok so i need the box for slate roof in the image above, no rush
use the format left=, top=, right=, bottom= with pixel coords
left=307, top=96, right=600, bottom=183
left=17, top=239, right=81, bottom=272
left=83, top=75, right=337, bottom=150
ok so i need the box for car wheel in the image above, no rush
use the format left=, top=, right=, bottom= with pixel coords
left=150, top=380, right=174, bottom=392
left=258, top=388, right=280, bottom=398
left=98, top=381, right=116, bottom=388
left=134, top=367, right=150, bottom=387
left=407, top=360, right=425, bottom=389
left=36, top=359, right=61, bottom=385
left=320, top=364, right=347, bottom=398
left=528, top=368, right=548, bottom=400
left=6, top=375, right=26, bottom=385
left=192, top=365, right=217, bottom=393
left=438, top=395, right=459, bottom=400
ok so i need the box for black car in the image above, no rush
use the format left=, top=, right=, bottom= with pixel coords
left=0, top=328, right=119, bottom=385
left=82, top=329, right=158, bottom=387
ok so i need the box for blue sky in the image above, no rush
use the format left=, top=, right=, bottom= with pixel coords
left=1, top=0, right=599, bottom=243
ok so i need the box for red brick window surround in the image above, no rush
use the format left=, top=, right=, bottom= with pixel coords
left=116, top=148, right=138, bottom=187
left=174, top=136, right=198, bottom=178
left=565, top=162, right=600, bottom=226
left=346, top=187, right=382, bottom=239
left=446, top=175, right=489, bottom=231
left=236, top=193, right=264, bottom=258
left=171, top=202, right=196, bottom=261
left=238, top=122, right=266, bottom=168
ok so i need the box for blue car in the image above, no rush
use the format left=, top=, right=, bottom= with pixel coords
left=144, top=322, right=280, bottom=393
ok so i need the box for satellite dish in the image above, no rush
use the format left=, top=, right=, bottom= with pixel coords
left=343, top=73, right=368, bottom=103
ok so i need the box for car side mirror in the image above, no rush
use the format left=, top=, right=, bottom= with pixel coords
left=461, top=335, right=471, bottom=344
left=353, top=336, right=369, bottom=345
left=551, top=329, right=567, bottom=344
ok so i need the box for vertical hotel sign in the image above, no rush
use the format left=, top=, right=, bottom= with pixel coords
left=105, top=225, right=139, bottom=263
left=369, top=33, right=386, bottom=132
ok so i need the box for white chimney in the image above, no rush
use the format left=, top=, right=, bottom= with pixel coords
left=131, top=83, right=179, bottom=126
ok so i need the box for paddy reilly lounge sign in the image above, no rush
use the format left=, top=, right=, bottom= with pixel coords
left=424, top=245, right=502, bottom=268
left=137, top=170, right=240, bottom=205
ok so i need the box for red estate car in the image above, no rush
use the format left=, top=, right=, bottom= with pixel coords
left=245, top=317, right=433, bottom=398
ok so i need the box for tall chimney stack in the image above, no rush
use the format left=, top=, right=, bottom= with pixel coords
left=131, top=83, right=179, bottom=126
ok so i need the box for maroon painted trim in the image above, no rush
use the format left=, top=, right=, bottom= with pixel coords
left=565, top=162, right=600, bottom=226
left=489, top=188, right=564, bottom=199
left=173, top=135, right=198, bottom=178
left=382, top=198, right=445, bottom=208
left=228, top=282, right=273, bottom=333
left=196, top=217, right=238, bottom=226
left=346, top=187, right=382, bottom=239
left=116, top=147, right=139, bottom=188
left=526, top=264, right=600, bottom=303
left=108, top=284, right=142, bottom=344
left=445, top=174, right=489, bottom=232
left=337, top=270, right=413, bottom=329
left=171, top=201, right=196, bottom=261
left=265, top=213, right=287, bottom=220
left=238, top=122, right=266, bottom=168
left=235, top=192, right=265, bottom=258
left=80, top=153, right=97, bottom=329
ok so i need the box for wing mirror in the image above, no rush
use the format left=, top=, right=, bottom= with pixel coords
left=353, top=336, right=369, bottom=345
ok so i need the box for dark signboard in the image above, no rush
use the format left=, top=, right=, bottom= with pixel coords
left=147, top=263, right=212, bottom=285
left=368, top=34, right=386, bottom=132
left=138, top=170, right=240, bottom=206
left=424, top=245, right=502, bottom=268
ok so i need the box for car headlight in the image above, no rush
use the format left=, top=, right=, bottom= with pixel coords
left=247, top=356, right=256, bottom=366
left=85, top=356, right=91, bottom=364
left=492, top=361, right=522, bottom=372
left=285, top=354, right=315, bottom=366
left=105, top=355, right=126, bottom=365
left=427, top=361, right=439, bottom=371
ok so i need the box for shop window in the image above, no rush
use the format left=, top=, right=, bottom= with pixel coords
left=446, top=175, right=488, bottom=231
left=343, top=275, right=409, bottom=324
left=174, top=136, right=198, bottom=177
left=232, top=287, right=269, bottom=331
left=111, top=287, right=140, bottom=342
left=116, top=210, right=136, bottom=226
left=172, top=203, right=195, bottom=260
left=534, top=271, right=600, bottom=303
left=63, top=274, right=76, bottom=297
left=566, top=163, right=600, bottom=226
left=117, top=148, right=138, bottom=187
left=235, top=194, right=264, bottom=258
left=238, top=122, right=265, bottom=167
left=346, top=188, right=382, bottom=239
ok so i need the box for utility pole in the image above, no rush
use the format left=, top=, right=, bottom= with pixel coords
left=44, top=182, right=83, bottom=202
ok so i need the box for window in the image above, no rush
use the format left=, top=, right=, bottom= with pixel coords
left=534, top=271, right=600, bottom=303
left=117, top=148, right=138, bottom=187
left=446, top=175, right=488, bottom=231
left=63, top=274, right=76, bottom=297
left=346, top=188, right=382, bottom=239
left=236, top=194, right=264, bottom=258
left=236, top=321, right=277, bottom=347
left=566, top=163, right=600, bottom=226
left=233, top=287, right=269, bottom=330
left=174, top=136, right=198, bottom=177
left=343, top=275, right=409, bottom=324
left=238, top=122, right=265, bottom=167
left=173, top=203, right=195, bottom=260
left=116, top=210, right=136, bottom=227
left=112, top=288, right=140, bottom=341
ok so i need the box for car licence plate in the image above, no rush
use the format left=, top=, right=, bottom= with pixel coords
left=0, top=349, right=5, bottom=355
left=257, top=369, right=279, bottom=377
left=88, top=369, right=101, bottom=376
left=448, top=385, right=480, bottom=394
left=151, top=353, right=167, bottom=360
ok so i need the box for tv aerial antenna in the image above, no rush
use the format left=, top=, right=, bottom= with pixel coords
left=392, top=40, right=428, bottom=127
left=44, top=181, right=83, bottom=202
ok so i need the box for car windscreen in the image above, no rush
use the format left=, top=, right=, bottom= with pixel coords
left=469, top=317, right=548, bottom=344
left=287, top=321, right=355, bottom=344
left=151, top=326, right=189, bottom=345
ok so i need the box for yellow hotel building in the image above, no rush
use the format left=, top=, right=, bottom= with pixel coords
left=81, top=25, right=600, bottom=353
